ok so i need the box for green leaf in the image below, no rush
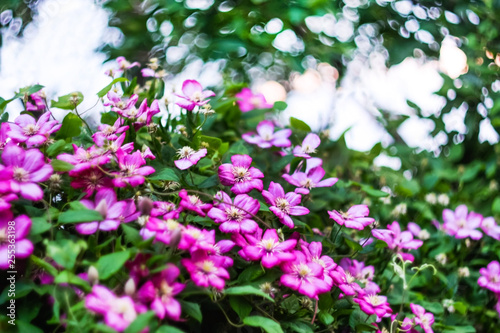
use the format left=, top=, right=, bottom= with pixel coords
left=282, top=321, right=314, bottom=333
left=149, top=167, right=180, bottom=182
left=344, top=237, right=363, bottom=252
left=349, top=309, right=375, bottom=329
left=121, top=224, right=142, bottom=244
left=95, top=251, right=130, bottom=280
left=46, top=139, right=68, bottom=157
left=30, top=216, right=52, bottom=235
left=97, top=78, right=129, bottom=98
left=442, top=326, right=476, bottom=333
left=289, top=117, right=311, bottom=132
left=124, top=311, right=155, bottom=333
left=229, top=296, right=252, bottom=320
left=225, top=285, right=274, bottom=302
left=157, top=325, right=185, bottom=333
left=58, top=209, right=104, bottom=224
left=54, top=271, right=91, bottom=292
left=51, top=92, right=84, bottom=110
left=198, top=174, right=219, bottom=189
left=318, top=311, right=334, bottom=325
left=45, top=239, right=87, bottom=270
left=16, top=84, right=45, bottom=98
left=492, top=197, right=500, bottom=215
left=55, top=112, right=82, bottom=140
left=273, top=101, right=288, bottom=111
left=199, top=135, right=222, bottom=150
left=179, top=300, right=202, bottom=323
left=51, top=159, right=75, bottom=172
left=360, top=184, right=390, bottom=197
left=243, top=316, right=284, bottom=333
left=30, top=255, right=58, bottom=277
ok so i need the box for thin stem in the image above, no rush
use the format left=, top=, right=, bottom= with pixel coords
left=216, top=302, right=244, bottom=328
left=75, top=105, right=93, bottom=135
left=332, top=225, right=343, bottom=243
left=311, top=299, right=319, bottom=324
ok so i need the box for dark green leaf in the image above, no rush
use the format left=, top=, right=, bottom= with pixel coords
left=55, top=112, right=82, bottom=139
left=51, top=92, right=84, bottom=110
left=243, top=316, right=284, bottom=333
left=96, top=251, right=130, bottom=280
left=229, top=296, right=252, bottom=320
left=58, top=209, right=104, bottom=224
left=289, top=117, right=311, bottom=132
left=149, top=168, right=180, bottom=182
left=225, top=285, right=274, bottom=302
left=179, top=300, right=202, bottom=323
left=97, top=78, right=129, bottom=98
left=124, top=311, right=155, bottom=333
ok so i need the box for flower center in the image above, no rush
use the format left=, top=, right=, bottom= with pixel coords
left=261, top=239, right=277, bottom=252
left=191, top=91, right=203, bottom=102
left=178, top=146, right=195, bottom=159
left=296, top=263, right=311, bottom=278
left=345, top=272, right=355, bottom=284
left=457, top=219, right=467, bottom=228
left=225, top=207, right=244, bottom=221
left=232, top=166, right=251, bottom=182
left=160, top=280, right=174, bottom=297
left=300, top=178, right=314, bottom=189
left=201, top=260, right=215, bottom=273
left=251, top=97, right=262, bottom=107
left=302, top=144, right=316, bottom=154
left=188, top=195, right=200, bottom=205
left=123, top=163, right=137, bottom=176
left=23, top=124, right=39, bottom=136
left=117, top=101, right=126, bottom=109
left=262, top=133, right=273, bottom=141
left=102, top=125, right=116, bottom=135
left=166, top=219, right=180, bottom=231
left=275, top=198, right=290, bottom=214
left=368, top=294, right=381, bottom=306
left=13, top=167, right=29, bottom=182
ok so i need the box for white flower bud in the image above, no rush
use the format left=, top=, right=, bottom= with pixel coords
left=124, top=278, right=136, bottom=295
left=435, top=253, right=447, bottom=265
left=458, top=267, right=470, bottom=278
left=425, top=193, right=437, bottom=205
left=437, top=194, right=449, bottom=206
left=88, top=265, right=99, bottom=284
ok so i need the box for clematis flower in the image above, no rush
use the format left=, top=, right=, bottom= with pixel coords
left=0, top=123, right=10, bottom=149
left=116, top=56, right=140, bottom=71
left=178, top=189, right=212, bottom=217
left=208, top=192, right=260, bottom=234
left=85, top=285, right=138, bottom=332
left=175, top=80, right=215, bottom=111
left=480, top=217, right=500, bottom=241
left=242, top=120, right=292, bottom=148
left=372, top=221, right=423, bottom=262
left=92, top=118, right=129, bottom=146
left=112, top=149, right=155, bottom=188
left=2, top=143, right=52, bottom=201
left=0, top=164, right=14, bottom=193
left=355, top=294, right=392, bottom=320
left=242, top=228, right=297, bottom=268
left=407, top=222, right=431, bottom=240
left=235, top=88, right=273, bottom=112
left=26, top=91, right=46, bottom=112
left=328, top=205, right=375, bottom=231
left=280, top=250, right=331, bottom=298
left=133, top=99, right=160, bottom=129
left=181, top=250, right=230, bottom=290
left=76, top=188, right=139, bottom=235
left=292, top=133, right=320, bottom=158
left=218, top=154, right=264, bottom=194
left=0, top=212, right=33, bottom=269
left=178, top=226, right=215, bottom=252
left=262, top=181, right=309, bottom=228
left=151, top=201, right=180, bottom=220
left=57, top=144, right=110, bottom=177
left=340, top=258, right=375, bottom=284
left=0, top=192, right=18, bottom=212
left=300, top=240, right=337, bottom=287
left=70, top=167, right=113, bottom=198
left=125, top=254, right=151, bottom=284
left=410, top=303, right=434, bottom=333
left=137, top=264, right=185, bottom=321
left=142, top=218, right=184, bottom=246
left=7, top=112, right=61, bottom=147
left=478, top=261, right=500, bottom=293
left=283, top=165, right=338, bottom=195
left=105, top=92, right=139, bottom=115
left=174, top=146, right=207, bottom=170
left=330, top=266, right=360, bottom=296
left=442, top=205, right=483, bottom=240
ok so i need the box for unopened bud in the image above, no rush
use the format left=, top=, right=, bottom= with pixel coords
left=48, top=174, right=62, bottom=190
left=88, top=266, right=99, bottom=284
left=425, top=193, right=437, bottom=205
left=138, top=197, right=154, bottom=216
left=442, top=299, right=455, bottom=313
left=435, top=253, right=447, bottom=265
left=124, top=278, right=136, bottom=295
left=169, top=227, right=182, bottom=249
left=418, top=229, right=430, bottom=240
left=437, top=194, right=449, bottom=206
left=458, top=267, right=470, bottom=278
left=200, top=141, right=209, bottom=148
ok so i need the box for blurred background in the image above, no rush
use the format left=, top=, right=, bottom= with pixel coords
left=0, top=0, right=499, bottom=156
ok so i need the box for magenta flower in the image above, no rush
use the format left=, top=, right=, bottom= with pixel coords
left=105, top=92, right=139, bottom=114
left=178, top=189, right=212, bottom=217
left=328, top=205, right=375, bottom=230
left=442, top=204, right=483, bottom=240
left=0, top=212, right=33, bottom=269
left=218, top=154, right=264, bottom=194
left=125, top=254, right=151, bottom=284
left=410, top=303, right=434, bottom=333
left=478, top=261, right=500, bottom=293
left=76, top=188, right=139, bottom=235
left=372, top=221, right=423, bottom=262
left=26, top=91, right=46, bottom=112
left=143, top=218, right=184, bottom=246
left=293, top=133, right=320, bottom=158
left=7, top=112, right=60, bottom=147
left=340, top=258, right=375, bottom=284
left=283, top=165, right=338, bottom=195
left=116, top=56, right=140, bottom=71
left=0, top=123, right=10, bottom=149
left=181, top=250, right=230, bottom=290
left=481, top=217, right=500, bottom=240
left=174, top=147, right=207, bottom=170
left=0, top=164, right=14, bottom=194
left=134, top=99, right=160, bottom=129
left=175, top=80, right=215, bottom=111
left=112, top=149, right=155, bottom=188
left=0, top=192, right=18, bottom=212
left=85, top=285, right=138, bottom=332
left=242, top=120, right=292, bottom=148
left=57, top=144, right=110, bottom=177
left=92, top=118, right=129, bottom=146
left=355, top=294, right=392, bottom=320
left=208, top=192, right=260, bottom=234
left=280, top=250, right=331, bottom=298
left=242, top=228, right=297, bottom=268
left=70, top=168, right=113, bottom=198
left=151, top=201, right=180, bottom=220
left=2, top=143, right=52, bottom=201
left=262, top=181, right=309, bottom=228
left=235, top=88, right=273, bottom=112
left=300, top=240, right=337, bottom=287
left=137, top=264, right=185, bottom=320
left=330, top=266, right=360, bottom=296
left=178, top=226, right=215, bottom=252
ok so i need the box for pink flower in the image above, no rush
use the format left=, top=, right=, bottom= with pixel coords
left=57, top=144, right=110, bottom=177
left=112, top=150, right=155, bottom=188
left=133, top=99, right=160, bottom=129
left=372, top=221, right=423, bottom=260
left=2, top=143, right=52, bottom=201
left=175, top=80, right=215, bottom=111
left=242, top=228, right=297, bottom=268
left=116, top=56, right=140, bottom=71
left=70, top=168, right=113, bottom=198
left=0, top=123, right=10, bottom=149
left=85, top=285, right=138, bottom=332
left=76, top=188, right=139, bottom=235
left=0, top=164, right=14, bottom=194
left=181, top=250, right=230, bottom=290
left=125, top=254, right=151, bottom=284
left=480, top=217, right=500, bottom=240
left=442, top=205, right=483, bottom=240
left=208, top=192, right=260, bottom=234
left=178, top=189, right=212, bottom=217
left=178, top=226, right=215, bottom=252
left=242, top=120, right=292, bottom=148
left=292, top=133, right=320, bottom=158
left=92, top=118, right=129, bottom=146
left=137, top=264, right=185, bottom=320
left=328, top=205, right=375, bottom=230
left=26, top=91, right=46, bottom=112
left=7, top=112, right=61, bottom=147
left=280, top=250, right=331, bottom=298
left=410, top=303, right=434, bottom=333
left=283, top=165, right=338, bottom=195
left=300, top=240, right=337, bottom=287
left=142, top=218, right=184, bottom=246
left=478, top=261, right=500, bottom=293
left=0, top=192, right=18, bottom=212
left=330, top=266, right=360, bottom=296
left=0, top=212, right=33, bottom=269
left=340, top=259, right=375, bottom=284
left=235, top=88, right=272, bottom=112
left=105, top=92, right=139, bottom=114
left=218, top=154, right=264, bottom=194
left=355, top=294, right=392, bottom=320
left=262, top=181, right=309, bottom=228
left=174, top=147, right=207, bottom=170
left=151, top=201, right=180, bottom=220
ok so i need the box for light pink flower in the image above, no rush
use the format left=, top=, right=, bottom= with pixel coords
left=478, top=261, right=500, bottom=293
left=292, top=133, right=320, bottom=158
left=174, top=147, right=207, bottom=170
left=480, top=217, right=500, bottom=240
left=242, top=120, right=292, bottom=149
left=175, top=80, right=215, bottom=111
left=181, top=250, right=230, bottom=290
left=218, top=154, right=264, bottom=194
left=57, top=144, right=110, bottom=177
left=340, top=258, right=375, bottom=284
left=242, top=228, right=297, bottom=268
left=92, top=118, right=129, bottom=146
left=0, top=212, right=33, bottom=269
left=410, top=303, right=434, bottom=333
left=283, top=165, right=337, bottom=195
left=7, top=112, right=60, bottom=147
left=328, top=205, right=374, bottom=230
left=262, top=181, right=309, bottom=228
left=442, top=204, right=483, bottom=240
left=105, top=92, right=139, bottom=115
left=112, top=149, right=155, bottom=188
left=235, top=88, right=272, bottom=112
left=178, top=189, right=212, bottom=217
left=208, top=192, right=260, bottom=234
left=330, top=266, right=360, bottom=296
left=372, top=221, right=423, bottom=262
left=116, top=56, right=140, bottom=71
left=355, top=294, right=392, bottom=320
